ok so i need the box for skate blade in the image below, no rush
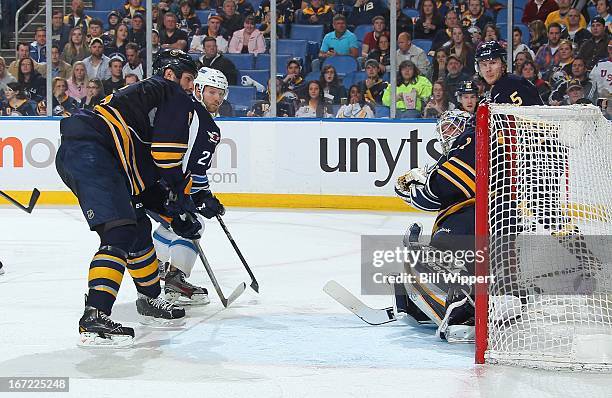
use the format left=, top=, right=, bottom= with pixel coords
left=78, top=332, right=134, bottom=348
left=138, top=314, right=187, bottom=328
left=165, top=291, right=210, bottom=306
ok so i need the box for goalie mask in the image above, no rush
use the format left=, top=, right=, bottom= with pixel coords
left=436, top=110, right=472, bottom=156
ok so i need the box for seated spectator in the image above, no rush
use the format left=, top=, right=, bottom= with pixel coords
left=228, top=15, right=266, bottom=55
left=128, top=13, right=147, bottom=49
left=200, top=36, right=238, bottom=85
left=51, top=77, right=79, bottom=116
left=447, top=27, right=475, bottom=75
left=513, top=27, right=536, bottom=62
left=160, top=12, right=189, bottom=51
left=295, top=80, right=332, bottom=118
left=535, top=22, right=562, bottom=81
left=0, top=57, right=17, bottom=90
left=52, top=9, right=71, bottom=51
left=578, top=17, right=609, bottom=70
left=120, top=0, right=146, bottom=22
left=125, top=73, right=140, bottom=85
left=518, top=59, right=551, bottom=101
left=357, top=59, right=388, bottom=105
left=80, top=78, right=104, bottom=110
left=550, top=39, right=574, bottom=78
left=319, top=15, right=360, bottom=60
left=106, top=23, right=130, bottom=57
left=17, top=58, right=46, bottom=102
left=528, top=20, right=548, bottom=54
left=545, top=0, right=586, bottom=29
left=397, top=32, right=432, bottom=79
left=566, top=8, right=592, bottom=47
left=255, top=0, right=295, bottom=37
left=67, top=61, right=89, bottom=101
left=103, top=58, right=126, bottom=95
left=431, top=48, right=448, bottom=81
left=414, top=0, right=443, bottom=40
left=431, top=10, right=461, bottom=53
left=220, top=0, right=245, bottom=38
left=481, top=23, right=505, bottom=48
left=191, top=15, right=229, bottom=53
left=0, top=83, right=37, bottom=116
left=349, top=0, right=387, bottom=27
left=550, top=56, right=599, bottom=105
left=422, top=79, right=455, bottom=118
left=367, top=34, right=391, bottom=72
left=178, top=0, right=202, bottom=37
left=45, top=45, right=73, bottom=80
left=455, top=80, right=478, bottom=114
left=522, top=0, right=558, bottom=25
left=553, top=78, right=592, bottom=104
left=236, top=0, right=255, bottom=15
left=382, top=60, right=433, bottom=118
left=587, top=0, right=611, bottom=32
left=462, top=0, right=493, bottom=31
left=29, top=27, right=47, bottom=63
left=467, top=25, right=482, bottom=47
left=384, top=0, right=415, bottom=36
left=107, top=10, right=122, bottom=37
left=123, top=43, right=144, bottom=80
left=319, top=64, right=347, bottom=104
left=589, top=39, right=611, bottom=98
left=247, top=77, right=300, bottom=117
left=297, top=0, right=334, bottom=32
left=514, top=50, right=534, bottom=72
left=139, top=29, right=161, bottom=64
left=88, top=19, right=113, bottom=48
left=84, top=38, right=112, bottom=81
left=336, top=84, right=375, bottom=118
left=9, top=43, right=45, bottom=78
left=62, top=27, right=90, bottom=65
left=282, top=58, right=308, bottom=99
left=361, top=16, right=389, bottom=58
left=443, top=54, right=471, bottom=105
left=64, top=0, right=91, bottom=31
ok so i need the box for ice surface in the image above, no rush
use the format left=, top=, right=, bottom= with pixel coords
left=1, top=207, right=610, bottom=398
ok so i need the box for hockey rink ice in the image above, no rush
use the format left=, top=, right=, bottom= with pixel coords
left=1, top=207, right=611, bottom=398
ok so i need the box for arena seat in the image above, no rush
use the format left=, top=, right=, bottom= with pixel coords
left=224, top=53, right=255, bottom=70
left=322, top=56, right=359, bottom=77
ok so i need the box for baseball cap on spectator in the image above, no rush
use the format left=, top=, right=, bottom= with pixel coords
left=132, top=13, right=144, bottom=22
left=567, top=79, right=583, bottom=91
left=467, top=26, right=481, bottom=35
left=108, top=10, right=120, bottom=20
left=365, top=59, right=380, bottom=69
left=90, top=37, right=104, bottom=47
left=591, top=16, right=606, bottom=26
left=447, top=54, right=463, bottom=63
left=371, top=15, right=385, bottom=24
left=208, top=14, right=224, bottom=23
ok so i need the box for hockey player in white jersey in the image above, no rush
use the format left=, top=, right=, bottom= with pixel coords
left=153, top=67, right=228, bottom=305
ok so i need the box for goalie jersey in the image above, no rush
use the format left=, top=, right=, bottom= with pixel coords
left=410, top=128, right=476, bottom=235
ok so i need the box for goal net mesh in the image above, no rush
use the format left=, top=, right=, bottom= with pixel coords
left=483, top=104, right=612, bottom=370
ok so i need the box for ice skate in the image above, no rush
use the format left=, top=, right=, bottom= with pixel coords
left=78, top=306, right=134, bottom=348
left=136, top=293, right=186, bottom=326
left=164, top=268, right=210, bottom=306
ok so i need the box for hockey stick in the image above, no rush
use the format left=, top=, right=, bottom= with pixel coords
left=323, top=280, right=397, bottom=325
left=216, top=215, right=259, bottom=293
left=0, top=188, right=40, bottom=214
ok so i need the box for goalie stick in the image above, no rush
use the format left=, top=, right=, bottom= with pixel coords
left=216, top=215, right=259, bottom=293
left=323, top=280, right=397, bottom=325
left=0, top=189, right=40, bottom=214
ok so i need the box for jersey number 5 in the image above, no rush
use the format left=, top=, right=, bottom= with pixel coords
left=510, top=91, right=523, bottom=106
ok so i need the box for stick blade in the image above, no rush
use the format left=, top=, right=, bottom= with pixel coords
left=250, top=281, right=259, bottom=293
left=323, top=280, right=396, bottom=325
left=26, top=188, right=40, bottom=213
left=222, top=282, right=247, bottom=308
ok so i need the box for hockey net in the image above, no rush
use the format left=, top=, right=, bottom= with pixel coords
left=475, top=104, right=612, bottom=370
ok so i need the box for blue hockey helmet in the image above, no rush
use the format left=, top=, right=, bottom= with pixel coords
left=455, top=80, right=479, bottom=102
left=152, top=49, right=198, bottom=78
left=475, top=41, right=506, bottom=72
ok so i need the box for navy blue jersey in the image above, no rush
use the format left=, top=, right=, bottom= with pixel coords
left=490, top=73, right=544, bottom=106
left=411, top=129, right=476, bottom=234
left=72, top=75, right=194, bottom=196
left=182, top=100, right=221, bottom=196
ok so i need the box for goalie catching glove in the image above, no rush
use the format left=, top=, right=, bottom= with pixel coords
left=192, top=190, right=225, bottom=219
left=395, top=167, right=429, bottom=205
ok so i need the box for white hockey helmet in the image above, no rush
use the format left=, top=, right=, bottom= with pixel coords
left=436, top=110, right=472, bottom=156
left=194, top=67, right=229, bottom=102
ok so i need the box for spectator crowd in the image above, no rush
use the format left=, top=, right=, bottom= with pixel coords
left=0, top=0, right=610, bottom=118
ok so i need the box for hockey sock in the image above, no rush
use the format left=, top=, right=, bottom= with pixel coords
left=86, top=245, right=128, bottom=315
left=126, top=246, right=161, bottom=298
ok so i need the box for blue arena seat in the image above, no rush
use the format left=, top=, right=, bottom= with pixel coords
left=497, top=23, right=529, bottom=42
left=304, top=70, right=320, bottom=82
left=87, top=10, right=111, bottom=28
left=342, top=71, right=366, bottom=90
left=224, top=53, right=255, bottom=70
left=195, top=10, right=213, bottom=24
left=227, top=85, right=256, bottom=114
left=412, top=39, right=433, bottom=54
left=290, top=24, right=325, bottom=44
left=496, top=7, right=523, bottom=24
left=322, top=56, right=359, bottom=77
left=353, top=25, right=371, bottom=42
left=239, top=69, right=270, bottom=87
left=254, top=54, right=293, bottom=70
left=277, top=39, right=309, bottom=61
left=93, top=0, right=124, bottom=11
left=375, top=106, right=390, bottom=118
left=402, top=8, right=419, bottom=19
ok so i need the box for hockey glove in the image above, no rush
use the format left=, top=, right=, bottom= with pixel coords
left=193, top=190, right=225, bottom=219
left=171, top=212, right=202, bottom=240
left=396, top=167, right=428, bottom=192
left=161, top=173, right=197, bottom=218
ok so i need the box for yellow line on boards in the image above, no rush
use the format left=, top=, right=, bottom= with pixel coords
left=0, top=191, right=418, bottom=212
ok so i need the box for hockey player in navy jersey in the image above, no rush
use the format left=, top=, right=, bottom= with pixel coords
left=55, top=49, right=200, bottom=347
left=456, top=80, right=479, bottom=115
left=475, top=41, right=544, bottom=106
left=152, top=67, right=228, bottom=306
left=394, top=110, right=477, bottom=342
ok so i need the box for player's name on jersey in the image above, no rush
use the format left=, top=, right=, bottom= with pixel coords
left=372, top=272, right=495, bottom=286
